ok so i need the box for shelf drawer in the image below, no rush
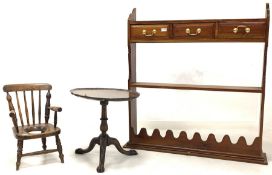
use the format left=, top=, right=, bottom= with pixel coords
left=218, top=21, right=266, bottom=39
left=173, top=23, right=215, bottom=39
left=130, top=25, right=169, bottom=40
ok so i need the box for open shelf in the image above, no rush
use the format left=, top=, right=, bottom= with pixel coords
left=127, top=4, right=270, bottom=164
left=130, top=82, right=262, bottom=93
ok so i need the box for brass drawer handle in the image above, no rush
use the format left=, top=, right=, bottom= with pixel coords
left=185, top=28, right=201, bottom=36
left=142, top=29, right=157, bottom=37
left=233, top=25, right=251, bottom=34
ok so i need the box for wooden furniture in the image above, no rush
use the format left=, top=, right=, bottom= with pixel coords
left=70, top=88, right=139, bottom=173
left=3, top=83, right=64, bottom=170
left=124, top=4, right=270, bottom=164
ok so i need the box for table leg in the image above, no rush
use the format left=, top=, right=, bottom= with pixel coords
left=108, top=137, right=137, bottom=155
left=75, top=136, right=99, bottom=154
left=97, top=135, right=107, bottom=173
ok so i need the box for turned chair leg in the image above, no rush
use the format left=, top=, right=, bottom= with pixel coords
left=16, top=140, right=23, bottom=171
left=42, top=137, right=47, bottom=150
left=55, top=134, right=64, bottom=163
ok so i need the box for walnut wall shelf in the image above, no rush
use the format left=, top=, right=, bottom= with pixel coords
left=124, top=4, right=270, bottom=165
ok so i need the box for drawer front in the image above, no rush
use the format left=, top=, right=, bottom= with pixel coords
left=173, top=23, right=215, bottom=39
left=218, top=21, right=266, bottom=39
left=130, top=25, right=169, bottom=40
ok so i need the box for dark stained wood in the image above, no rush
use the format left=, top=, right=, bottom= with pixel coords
left=215, top=21, right=219, bottom=38
left=124, top=128, right=267, bottom=165
left=218, top=21, right=266, bottom=39
left=126, top=4, right=269, bottom=165
left=72, top=89, right=138, bottom=173
left=45, top=90, right=51, bottom=124
left=173, top=23, right=215, bottom=39
left=6, top=94, right=19, bottom=132
left=129, top=18, right=267, bottom=43
left=259, top=3, right=270, bottom=142
left=2, top=83, right=64, bottom=170
left=55, top=135, right=64, bottom=163
left=130, top=82, right=262, bottom=93
left=130, top=38, right=265, bottom=43
left=129, top=18, right=267, bottom=25
left=16, top=140, right=23, bottom=170
left=42, top=137, right=47, bottom=150
left=131, top=24, right=170, bottom=40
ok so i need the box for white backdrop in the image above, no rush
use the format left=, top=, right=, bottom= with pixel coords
left=0, top=0, right=272, bottom=175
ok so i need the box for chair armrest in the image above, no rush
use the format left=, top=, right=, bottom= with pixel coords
left=48, top=106, right=62, bottom=112
left=48, top=106, right=62, bottom=128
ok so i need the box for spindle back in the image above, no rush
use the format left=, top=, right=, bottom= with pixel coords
left=3, top=83, right=52, bottom=132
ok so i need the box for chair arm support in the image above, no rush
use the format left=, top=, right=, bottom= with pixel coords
left=48, top=106, right=62, bottom=112
left=9, top=110, right=19, bottom=132
left=48, top=106, right=62, bottom=128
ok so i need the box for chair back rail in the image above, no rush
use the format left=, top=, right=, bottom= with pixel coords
left=3, top=83, right=52, bottom=131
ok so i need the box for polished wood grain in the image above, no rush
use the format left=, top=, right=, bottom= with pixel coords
left=173, top=23, right=215, bottom=39
left=3, top=83, right=64, bottom=170
left=129, top=82, right=262, bottom=93
left=130, top=38, right=265, bottom=43
left=218, top=21, right=266, bottom=39
left=129, top=18, right=266, bottom=24
left=126, top=4, right=270, bottom=165
left=131, top=24, right=169, bottom=40
left=259, top=3, right=270, bottom=143
left=129, top=18, right=267, bottom=42
left=124, top=128, right=267, bottom=164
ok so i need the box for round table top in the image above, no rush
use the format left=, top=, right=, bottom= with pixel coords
left=70, top=88, right=140, bottom=101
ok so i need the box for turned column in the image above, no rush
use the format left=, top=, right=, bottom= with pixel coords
left=100, top=100, right=108, bottom=137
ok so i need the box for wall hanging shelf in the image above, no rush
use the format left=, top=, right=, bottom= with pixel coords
left=124, top=4, right=270, bottom=165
